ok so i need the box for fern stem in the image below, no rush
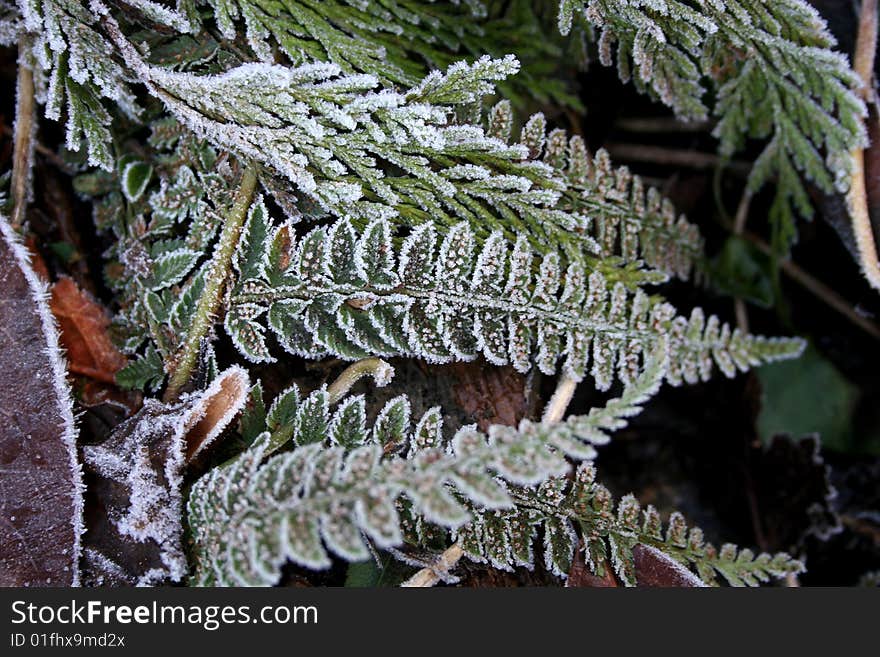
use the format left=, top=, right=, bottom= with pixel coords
left=849, top=0, right=880, bottom=292
left=11, top=38, right=36, bottom=231
left=733, top=190, right=752, bottom=334
left=326, top=358, right=395, bottom=405
left=542, top=375, right=578, bottom=425
left=855, top=0, right=879, bottom=88
left=164, top=165, right=259, bottom=402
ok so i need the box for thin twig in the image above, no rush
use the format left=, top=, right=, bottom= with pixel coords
left=733, top=190, right=753, bottom=334
left=849, top=0, right=880, bottom=291
left=11, top=38, right=36, bottom=231
left=0, top=124, right=72, bottom=173
left=615, top=117, right=712, bottom=134
left=604, top=142, right=752, bottom=175
left=741, top=230, right=880, bottom=341
left=542, top=375, right=578, bottom=425
left=163, top=165, right=259, bottom=402
left=400, top=544, right=464, bottom=587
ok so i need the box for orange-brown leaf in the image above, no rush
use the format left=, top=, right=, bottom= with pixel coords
left=50, top=276, right=127, bottom=384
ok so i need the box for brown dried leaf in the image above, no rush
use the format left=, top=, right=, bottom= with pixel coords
left=50, top=276, right=127, bottom=384
left=632, top=544, right=705, bottom=587
left=81, top=367, right=248, bottom=586
left=0, top=216, right=83, bottom=586
left=566, top=543, right=619, bottom=587
left=566, top=542, right=705, bottom=587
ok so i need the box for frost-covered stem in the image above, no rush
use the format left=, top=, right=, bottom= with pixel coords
left=11, top=38, right=36, bottom=231
left=849, top=0, right=880, bottom=292
left=542, top=375, right=578, bottom=425
left=733, top=190, right=752, bottom=334
left=855, top=0, right=879, bottom=89
left=326, top=358, right=394, bottom=405
left=400, top=544, right=464, bottom=587
left=164, top=166, right=258, bottom=402
left=850, top=133, right=880, bottom=292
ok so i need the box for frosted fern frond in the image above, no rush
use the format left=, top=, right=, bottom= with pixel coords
left=185, top=383, right=603, bottom=585
left=707, top=0, right=867, bottom=245
left=507, top=106, right=705, bottom=280
left=559, top=0, right=714, bottom=120
left=199, top=0, right=483, bottom=85
left=458, top=462, right=805, bottom=586
left=187, top=355, right=665, bottom=586
left=225, top=207, right=804, bottom=389
left=559, top=0, right=867, bottom=247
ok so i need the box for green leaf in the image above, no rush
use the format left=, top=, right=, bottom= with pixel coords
left=121, top=161, right=153, bottom=203
left=239, top=382, right=267, bottom=444
left=151, top=248, right=201, bottom=290
left=266, top=384, right=301, bottom=433
left=757, top=344, right=860, bottom=452
left=343, top=560, right=382, bottom=587
left=116, top=345, right=165, bottom=391
left=709, top=236, right=774, bottom=308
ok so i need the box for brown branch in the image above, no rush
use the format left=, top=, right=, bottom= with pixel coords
left=400, top=544, right=464, bottom=587
left=849, top=0, right=880, bottom=291
left=741, top=231, right=880, bottom=341
left=733, top=190, right=753, bottom=334
left=1, top=124, right=73, bottom=173
left=11, top=39, right=36, bottom=231
left=604, top=142, right=753, bottom=175
left=615, top=117, right=712, bottom=134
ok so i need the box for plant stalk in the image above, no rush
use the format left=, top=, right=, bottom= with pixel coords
left=11, top=38, right=36, bottom=231
left=733, top=190, right=752, bottom=334
left=400, top=544, right=464, bottom=587
left=849, top=0, right=880, bottom=291
left=164, top=165, right=259, bottom=402
left=542, top=375, right=579, bottom=425
left=326, top=358, right=395, bottom=405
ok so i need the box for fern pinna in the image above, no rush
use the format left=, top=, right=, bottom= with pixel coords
left=224, top=200, right=802, bottom=389
left=558, top=0, right=867, bottom=247
left=188, top=348, right=657, bottom=585
left=188, top=349, right=804, bottom=586
left=459, top=462, right=804, bottom=586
